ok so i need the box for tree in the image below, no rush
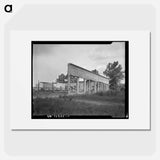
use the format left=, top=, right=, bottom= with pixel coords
left=65, top=74, right=77, bottom=83
left=56, top=73, right=66, bottom=83
left=91, top=69, right=99, bottom=75
left=103, top=61, right=124, bottom=90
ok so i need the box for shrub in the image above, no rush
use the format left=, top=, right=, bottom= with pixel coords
left=96, top=89, right=125, bottom=97
left=97, top=92, right=104, bottom=96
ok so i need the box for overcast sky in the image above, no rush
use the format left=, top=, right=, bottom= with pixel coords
left=33, top=42, right=125, bottom=86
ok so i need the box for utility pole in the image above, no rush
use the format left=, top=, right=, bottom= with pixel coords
left=37, top=80, right=39, bottom=98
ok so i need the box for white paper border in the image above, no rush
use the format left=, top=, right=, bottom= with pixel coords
left=9, top=30, right=150, bottom=130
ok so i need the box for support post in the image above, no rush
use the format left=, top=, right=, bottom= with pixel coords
left=68, top=74, right=71, bottom=94
left=84, top=79, right=86, bottom=94
left=94, top=81, right=97, bottom=93
left=77, top=77, right=79, bottom=94
left=100, top=82, right=102, bottom=91
left=97, top=82, right=99, bottom=92
left=88, top=80, right=91, bottom=94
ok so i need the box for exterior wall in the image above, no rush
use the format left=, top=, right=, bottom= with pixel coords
left=68, top=63, right=109, bottom=95
left=68, top=63, right=109, bottom=84
left=53, top=83, right=66, bottom=91
left=38, top=82, right=67, bottom=91
left=39, top=82, right=53, bottom=91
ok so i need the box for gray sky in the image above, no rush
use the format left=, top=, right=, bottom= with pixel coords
left=33, top=42, right=125, bottom=86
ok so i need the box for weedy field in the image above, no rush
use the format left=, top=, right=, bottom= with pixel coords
left=32, top=90, right=126, bottom=118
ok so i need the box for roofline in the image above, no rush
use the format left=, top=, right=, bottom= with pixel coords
left=68, top=63, right=109, bottom=80
left=39, top=82, right=52, bottom=84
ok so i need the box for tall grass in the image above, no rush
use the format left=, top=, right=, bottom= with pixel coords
left=96, top=90, right=125, bottom=97
left=33, top=89, right=126, bottom=117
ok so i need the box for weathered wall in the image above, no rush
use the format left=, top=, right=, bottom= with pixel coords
left=68, top=63, right=109, bottom=84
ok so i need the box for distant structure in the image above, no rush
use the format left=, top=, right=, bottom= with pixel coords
left=38, top=82, right=53, bottom=91
left=67, top=63, right=109, bottom=95
left=53, top=82, right=66, bottom=91
left=35, top=82, right=67, bottom=91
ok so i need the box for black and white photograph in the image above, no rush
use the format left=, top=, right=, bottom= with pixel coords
left=32, top=41, right=128, bottom=119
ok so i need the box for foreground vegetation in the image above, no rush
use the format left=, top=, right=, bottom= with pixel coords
left=33, top=90, right=125, bottom=118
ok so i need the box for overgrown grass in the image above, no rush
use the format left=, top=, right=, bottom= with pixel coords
left=33, top=90, right=126, bottom=118
left=75, top=90, right=125, bottom=103
left=96, top=90, right=125, bottom=97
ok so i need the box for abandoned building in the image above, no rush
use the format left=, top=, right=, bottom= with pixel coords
left=67, top=63, right=109, bottom=95
left=34, top=63, right=109, bottom=95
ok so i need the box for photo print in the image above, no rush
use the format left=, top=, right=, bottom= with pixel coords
left=32, top=41, right=129, bottom=119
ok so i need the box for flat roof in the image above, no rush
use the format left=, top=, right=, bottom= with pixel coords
left=39, top=82, right=52, bottom=84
